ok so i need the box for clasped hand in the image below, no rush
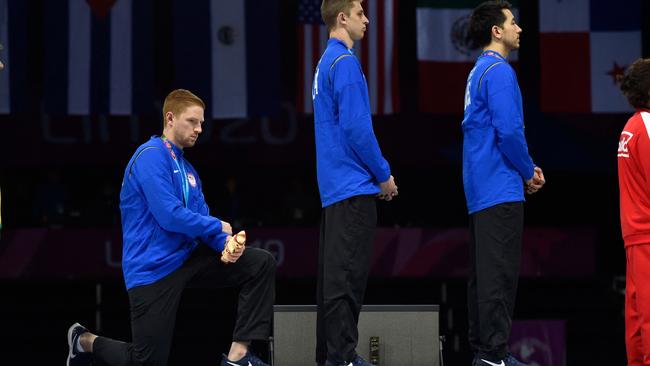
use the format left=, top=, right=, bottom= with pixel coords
left=525, top=167, right=545, bottom=194
left=378, top=175, right=399, bottom=201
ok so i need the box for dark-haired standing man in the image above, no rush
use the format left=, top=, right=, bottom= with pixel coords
left=617, top=58, right=650, bottom=366
left=461, top=1, right=544, bottom=365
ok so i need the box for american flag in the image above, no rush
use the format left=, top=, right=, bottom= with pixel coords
left=297, top=0, right=399, bottom=115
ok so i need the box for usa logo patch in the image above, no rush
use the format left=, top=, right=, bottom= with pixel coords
left=187, top=173, right=197, bottom=188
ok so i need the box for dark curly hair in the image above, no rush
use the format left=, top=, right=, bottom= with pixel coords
left=620, top=58, right=650, bottom=109
left=466, top=0, right=512, bottom=50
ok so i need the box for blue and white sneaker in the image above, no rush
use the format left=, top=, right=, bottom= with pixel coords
left=325, top=355, right=376, bottom=366
left=474, top=358, right=505, bottom=366
left=472, top=357, right=506, bottom=366
left=504, top=354, right=530, bottom=366
left=352, top=355, right=376, bottom=366
left=66, top=322, right=92, bottom=366
left=220, top=351, right=269, bottom=366
left=473, top=354, right=530, bottom=366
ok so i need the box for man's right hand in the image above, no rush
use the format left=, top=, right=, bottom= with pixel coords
left=378, top=175, right=398, bottom=201
left=221, top=220, right=233, bottom=235
left=221, top=232, right=246, bottom=264
left=525, top=167, right=545, bottom=194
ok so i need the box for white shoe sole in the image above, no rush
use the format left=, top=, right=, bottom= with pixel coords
left=66, top=322, right=82, bottom=366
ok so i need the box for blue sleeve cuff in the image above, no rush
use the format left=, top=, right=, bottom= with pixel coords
left=523, top=166, right=535, bottom=181
left=204, top=232, right=229, bottom=253
left=376, top=167, right=391, bottom=184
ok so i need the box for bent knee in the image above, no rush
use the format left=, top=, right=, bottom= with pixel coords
left=262, top=249, right=277, bottom=271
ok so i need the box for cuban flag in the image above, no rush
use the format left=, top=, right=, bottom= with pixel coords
left=173, top=0, right=281, bottom=120
left=539, top=0, right=641, bottom=113
left=43, top=0, right=154, bottom=116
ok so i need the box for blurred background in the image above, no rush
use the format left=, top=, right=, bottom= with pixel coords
left=0, top=0, right=647, bottom=364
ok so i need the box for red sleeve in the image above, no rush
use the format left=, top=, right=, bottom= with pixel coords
left=637, top=123, right=650, bottom=184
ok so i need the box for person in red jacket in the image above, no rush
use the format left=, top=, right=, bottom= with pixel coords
left=618, top=57, right=650, bottom=366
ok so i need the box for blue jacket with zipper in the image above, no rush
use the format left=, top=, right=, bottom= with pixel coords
left=312, top=38, right=391, bottom=207
left=119, top=136, right=228, bottom=289
left=462, top=51, right=535, bottom=214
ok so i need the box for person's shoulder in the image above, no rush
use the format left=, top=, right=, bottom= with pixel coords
left=330, top=55, right=363, bottom=86
left=331, top=53, right=357, bottom=70
left=124, top=138, right=165, bottom=179
left=323, top=44, right=352, bottom=65
left=132, top=138, right=165, bottom=163
left=483, top=61, right=515, bottom=86
left=487, top=61, right=514, bottom=77
left=627, top=110, right=650, bottom=137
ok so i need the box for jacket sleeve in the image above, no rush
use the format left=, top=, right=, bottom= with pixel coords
left=486, top=65, right=535, bottom=181
left=196, top=180, right=229, bottom=253
left=132, top=148, right=224, bottom=242
left=636, top=125, right=650, bottom=186
left=332, top=57, right=391, bottom=183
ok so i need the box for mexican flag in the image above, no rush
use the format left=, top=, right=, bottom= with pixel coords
left=416, top=0, right=518, bottom=115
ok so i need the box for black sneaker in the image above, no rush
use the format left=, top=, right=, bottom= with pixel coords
left=220, top=351, right=269, bottom=366
left=67, top=323, right=92, bottom=366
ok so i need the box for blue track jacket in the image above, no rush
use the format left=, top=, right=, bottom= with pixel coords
left=312, top=38, right=391, bottom=207
left=119, top=136, right=228, bottom=289
left=462, top=51, right=534, bottom=214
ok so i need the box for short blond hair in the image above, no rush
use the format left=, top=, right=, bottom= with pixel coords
left=321, top=0, right=361, bottom=32
left=162, top=89, right=205, bottom=128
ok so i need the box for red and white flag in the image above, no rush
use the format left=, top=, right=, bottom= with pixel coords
left=539, top=0, right=641, bottom=113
